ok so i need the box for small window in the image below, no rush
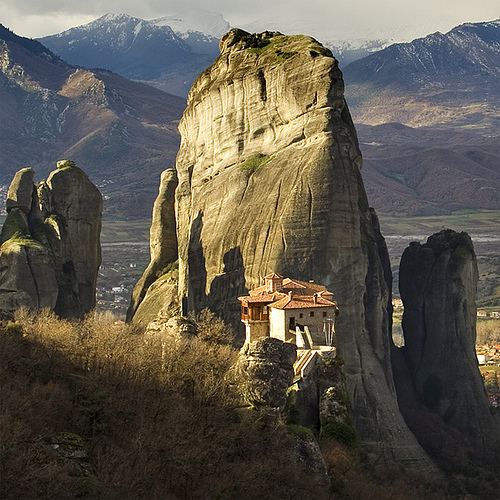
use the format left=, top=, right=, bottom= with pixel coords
left=310, top=311, right=314, bottom=317
left=323, top=311, right=327, bottom=317
left=243, top=307, right=248, bottom=315
left=299, top=313, right=303, bottom=318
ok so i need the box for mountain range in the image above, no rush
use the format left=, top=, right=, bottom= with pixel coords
left=0, top=24, right=184, bottom=219
left=38, top=13, right=500, bottom=132
left=39, top=12, right=396, bottom=97
left=341, top=20, right=500, bottom=215
left=344, top=20, right=500, bottom=132
left=39, top=12, right=229, bottom=97
left=1, top=17, right=500, bottom=219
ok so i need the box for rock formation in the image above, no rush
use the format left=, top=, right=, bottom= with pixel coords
left=0, top=161, right=102, bottom=318
left=233, top=337, right=296, bottom=409
left=287, top=354, right=353, bottom=441
left=232, top=336, right=331, bottom=488
left=0, top=234, right=59, bottom=312
left=164, top=29, right=435, bottom=467
left=130, top=271, right=180, bottom=326
left=5, top=168, right=35, bottom=214
left=144, top=313, right=196, bottom=340
left=127, top=168, right=179, bottom=325
left=395, top=229, right=500, bottom=464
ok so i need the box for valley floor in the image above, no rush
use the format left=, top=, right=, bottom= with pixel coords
left=96, top=210, right=500, bottom=319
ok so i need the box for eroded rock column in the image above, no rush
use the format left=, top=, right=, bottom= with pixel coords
left=396, top=229, right=500, bottom=465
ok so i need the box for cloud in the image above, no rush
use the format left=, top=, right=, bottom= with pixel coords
left=1, top=0, right=499, bottom=39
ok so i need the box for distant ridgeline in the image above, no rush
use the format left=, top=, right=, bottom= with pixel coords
left=0, top=161, right=102, bottom=319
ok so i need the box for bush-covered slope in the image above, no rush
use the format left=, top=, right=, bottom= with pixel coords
left=1, top=309, right=497, bottom=499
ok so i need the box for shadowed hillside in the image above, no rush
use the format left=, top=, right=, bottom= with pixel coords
left=357, top=124, right=500, bottom=216
left=0, top=24, right=185, bottom=219
left=1, top=310, right=489, bottom=499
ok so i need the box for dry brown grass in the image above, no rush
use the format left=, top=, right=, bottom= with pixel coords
left=2, top=308, right=494, bottom=499
left=0, top=308, right=321, bottom=499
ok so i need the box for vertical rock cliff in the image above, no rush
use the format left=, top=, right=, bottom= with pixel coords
left=127, top=168, right=178, bottom=324
left=171, top=29, right=435, bottom=467
left=0, top=160, right=102, bottom=318
left=396, top=230, right=500, bottom=465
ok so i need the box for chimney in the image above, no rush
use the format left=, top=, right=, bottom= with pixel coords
left=313, top=293, right=318, bottom=304
left=288, top=291, right=293, bottom=300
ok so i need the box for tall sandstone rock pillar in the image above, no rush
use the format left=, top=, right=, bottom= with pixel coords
left=174, top=29, right=435, bottom=468
left=126, top=168, right=179, bottom=324
left=0, top=160, right=102, bottom=319
left=44, top=160, right=102, bottom=317
left=396, top=230, right=500, bottom=465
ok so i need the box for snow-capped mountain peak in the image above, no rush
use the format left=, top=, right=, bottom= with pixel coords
left=152, top=10, right=230, bottom=39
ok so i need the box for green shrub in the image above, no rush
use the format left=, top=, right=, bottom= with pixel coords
left=244, top=33, right=290, bottom=58
left=321, top=420, right=358, bottom=447
left=156, top=259, right=179, bottom=279
left=287, top=424, right=313, bottom=440
left=0, top=320, right=23, bottom=336
left=274, top=49, right=297, bottom=63
left=241, top=154, right=270, bottom=172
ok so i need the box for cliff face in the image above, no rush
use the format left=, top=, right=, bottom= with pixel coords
left=0, top=161, right=102, bottom=318
left=172, top=29, right=434, bottom=467
left=127, top=168, right=178, bottom=324
left=44, top=162, right=102, bottom=317
left=396, top=230, right=500, bottom=464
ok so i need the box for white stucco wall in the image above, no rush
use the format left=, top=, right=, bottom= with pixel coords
left=269, top=309, right=287, bottom=341
left=270, top=306, right=336, bottom=345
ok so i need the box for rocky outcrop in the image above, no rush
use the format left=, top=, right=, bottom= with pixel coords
left=395, top=229, right=500, bottom=464
left=127, top=168, right=178, bottom=323
left=168, top=29, right=434, bottom=467
left=45, top=160, right=102, bottom=317
left=6, top=168, right=35, bottom=214
left=130, top=268, right=180, bottom=326
left=0, top=161, right=102, bottom=318
left=287, top=355, right=353, bottom=439
left=145, top=313, right=196, bottom=340
left=0, top=238, right=58, bottom=311
left=233, top=337, right=296, bottom=408
left=233, top=338, right=330, bottom=487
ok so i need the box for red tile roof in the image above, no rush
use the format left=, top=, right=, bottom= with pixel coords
left=270, top=295, right=336, bottom=310
left=238, top=275, right=337, bottom=310
left=243, top=294, right=281, bottom=304
left=264, top=272, right=284, bottom=279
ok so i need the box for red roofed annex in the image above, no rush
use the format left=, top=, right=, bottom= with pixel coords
left=238, top=273, right=339, bottom=346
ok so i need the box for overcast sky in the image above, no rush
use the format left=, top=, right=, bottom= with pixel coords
left=2, top=0, right=500, bottom=41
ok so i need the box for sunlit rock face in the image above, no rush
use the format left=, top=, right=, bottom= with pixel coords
left=46, top=161, right=102, bottom=317
left=396, top=229, right=500, bottom=465
left=0, top=161, right=102, bottom=319
left=127, top=168, right=178, bottom=324
left=173, top=29, right=435, bottom=468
